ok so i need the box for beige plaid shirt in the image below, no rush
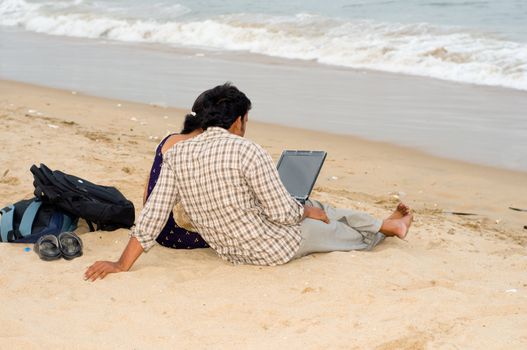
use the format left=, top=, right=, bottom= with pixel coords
left=132, top=127, right=304, bottom=265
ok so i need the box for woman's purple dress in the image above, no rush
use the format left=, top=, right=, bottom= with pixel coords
left=146, top=134, right=208, bottom=249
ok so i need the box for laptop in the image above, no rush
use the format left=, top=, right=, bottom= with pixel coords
left=276, top=150, right=327, bottom=204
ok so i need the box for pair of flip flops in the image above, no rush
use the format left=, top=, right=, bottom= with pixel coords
left=34, top=232, right=83, bottom=261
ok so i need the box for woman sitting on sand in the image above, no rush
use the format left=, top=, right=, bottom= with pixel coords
left=144, top=109, right=208, bottom=250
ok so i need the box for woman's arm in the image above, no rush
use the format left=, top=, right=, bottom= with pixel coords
left=84, top=236, right=144, bottom=281
left=142, top=134, right=182, bottom=204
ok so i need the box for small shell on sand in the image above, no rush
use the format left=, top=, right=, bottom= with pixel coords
left=130, top=117, right=137, bottom=121
left=390, top=191, right=406, bottom=198
left=47, top=124, right=59, bottom=129
left=71, top=91, right=77, bottom=95
left=163, top=115, right=168, bottom=119
left=117, top=103, right=122, bottom=107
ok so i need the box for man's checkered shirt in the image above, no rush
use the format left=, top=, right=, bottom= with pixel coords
left=132, top=127, right=304, bottom=265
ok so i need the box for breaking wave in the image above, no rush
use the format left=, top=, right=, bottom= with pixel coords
left=1, top=0, right=526, bottom=90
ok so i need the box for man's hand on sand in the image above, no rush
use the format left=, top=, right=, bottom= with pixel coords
left=84, top=261, right=124, bottom=282
left=303, top=205, right=330, bottom=224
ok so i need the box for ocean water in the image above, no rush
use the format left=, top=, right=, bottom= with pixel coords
left=1, top=0, right=527, bottom=90
left=1, top=0, right=527, bottom=172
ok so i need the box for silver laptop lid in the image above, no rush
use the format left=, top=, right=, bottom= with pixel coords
left=276, top=150, right=327, bottom=203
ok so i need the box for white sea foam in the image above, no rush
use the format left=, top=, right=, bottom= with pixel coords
left=1, top=0, right=526, bottom=90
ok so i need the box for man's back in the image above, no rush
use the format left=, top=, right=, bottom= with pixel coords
left=85, top=83, right=410, bottom=281
left=168, top=127, right=303, bottom=265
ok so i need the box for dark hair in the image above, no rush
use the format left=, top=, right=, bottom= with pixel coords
left=180, top=89, right=210, bottom=134
left=199, top=83, right=252, bottom=130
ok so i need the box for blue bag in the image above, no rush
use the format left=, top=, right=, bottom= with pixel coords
left=0, top=198, right=78, bottom=243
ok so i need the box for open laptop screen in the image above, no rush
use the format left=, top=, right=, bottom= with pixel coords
left=276, top=150, right=327, bottom=201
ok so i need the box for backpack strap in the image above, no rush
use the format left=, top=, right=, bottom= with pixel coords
left=19, top=199, right=43, bottom=238
left=86, top=220, right=96, bottom=232
left=61, top=214, right=77, bottom=232
left=0, top=205, right=15, bottom=242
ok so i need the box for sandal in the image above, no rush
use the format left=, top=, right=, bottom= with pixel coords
left=58, top=232, right=83, bottom=260
left=34, top=235, right=62, bottom=261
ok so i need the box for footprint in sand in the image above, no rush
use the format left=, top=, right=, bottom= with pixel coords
left=82, top=131, right=113, bottom=143
left=426, top=238, right=449, bottom=249
left=0, top=176, right=20, bottom=185
left=121, top=167, right=133, bottom=174
left=375, top=332, right=430, bottom=350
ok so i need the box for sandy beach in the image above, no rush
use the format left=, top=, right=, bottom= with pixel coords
left=0, top=79, right=526, bottom=349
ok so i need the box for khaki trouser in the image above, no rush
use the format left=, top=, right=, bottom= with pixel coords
left=294, top=200, right=384, bottom=259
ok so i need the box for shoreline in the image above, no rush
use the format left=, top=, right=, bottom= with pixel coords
left=1, top=78, right=525, bottom=175
left=1, top=6, right=527, bottom=92
left=1, top=79, right=526, bottom=233
left=2, top=28, right=527, bottom=172
left=1, top=79, right=526, bottom=349
left=5, top=26, right=527, bottom=94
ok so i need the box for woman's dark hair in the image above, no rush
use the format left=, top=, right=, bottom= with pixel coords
left=200, top=83, right=252, bottom=130
left=180, top=114, right=202, bottom=134
left=180, top=89, right=209, bottom=134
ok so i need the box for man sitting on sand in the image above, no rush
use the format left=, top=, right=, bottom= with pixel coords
left=85, top=83, right=412, bottom=280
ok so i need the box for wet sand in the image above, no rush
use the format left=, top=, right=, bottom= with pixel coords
left=2, top=27, right=527, bottom=171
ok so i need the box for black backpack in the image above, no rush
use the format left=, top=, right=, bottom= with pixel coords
left=0, top=198, right=78, bottom=243
left=31, top=164, right=135, bottom=231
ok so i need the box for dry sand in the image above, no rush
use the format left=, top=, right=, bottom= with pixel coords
left=0, top=80, right=526, bottom=349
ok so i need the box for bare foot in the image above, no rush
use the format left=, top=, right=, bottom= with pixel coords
left=387, top=203, right=410, bottom=220
left=380, top=212, right=413, bottom=239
